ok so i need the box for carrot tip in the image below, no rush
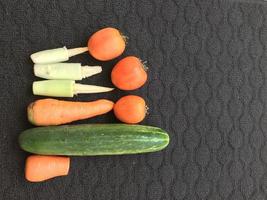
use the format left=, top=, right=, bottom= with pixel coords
left=63, top=157, right=71, bottom=176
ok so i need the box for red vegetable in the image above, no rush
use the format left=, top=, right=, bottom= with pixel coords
left=111, top=56, right=147, bottom=90
left=114, top=95, right=147, bottom=124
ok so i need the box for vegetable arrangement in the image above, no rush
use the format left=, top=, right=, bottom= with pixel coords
left=30, top=27, right=125, bottom=63
left=20, top=27, right=169, bottom=182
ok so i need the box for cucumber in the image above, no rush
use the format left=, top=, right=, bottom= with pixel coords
left=19, top=124, right=169, bottom=156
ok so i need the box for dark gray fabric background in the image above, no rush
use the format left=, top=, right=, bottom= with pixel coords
left=1, top=0, right=267, bottom=199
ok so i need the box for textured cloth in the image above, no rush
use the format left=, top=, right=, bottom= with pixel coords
left=1, top=0, right=267, bottom=199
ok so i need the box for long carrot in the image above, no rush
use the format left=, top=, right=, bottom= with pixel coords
left=28, top=98, right=114, bottom=126
left=25, top=155, right=70, bottom=182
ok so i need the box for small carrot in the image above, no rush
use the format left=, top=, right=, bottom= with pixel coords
left=88, top=27, right=126, bottom=61
left=28, top=98, right=114, bottom=126
left=25, top=155, right=70, bottom=182
left=114, top=95, right=147, bottom=124
left=111, top=56, right=147, bottom=90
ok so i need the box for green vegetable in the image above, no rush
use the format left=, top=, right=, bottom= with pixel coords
left=19, top=124, right=170, bottom=156
left=33, top=80, right=74, bottom=97
left=34, top=63, right=102, bottom=80
left=32, top=80, right=114, bottom=97
left=30, top=46, right=88, bottom=64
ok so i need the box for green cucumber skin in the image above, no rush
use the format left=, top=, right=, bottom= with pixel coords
left=19, top=124, right=169, bottom=156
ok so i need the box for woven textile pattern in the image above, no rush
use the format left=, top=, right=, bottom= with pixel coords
left=1, top=0, right=267, bottom=199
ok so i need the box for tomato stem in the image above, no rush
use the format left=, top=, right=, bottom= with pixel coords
left=121, top=34, right=128, bottom=45
left=145, top=105, right=149, bottom=115
left=141, top=60, right=148, bottom=71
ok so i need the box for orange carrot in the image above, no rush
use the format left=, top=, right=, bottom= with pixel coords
left=88, top=27, right=126, bottom=61
left=25, top=155, right=70, bottom=182
left=114, top=95, right=147, bottom=124
left=28, top=98, right=114, bottom=126
left=111, top=56, right=148, bottom=90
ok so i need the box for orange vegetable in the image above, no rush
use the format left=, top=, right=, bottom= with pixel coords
left=25, top=155, right=70, bottom=182
left=111, top=56, right=147, bottom=90
left=114, top=95, right=146, bottom=124
left=88, top=27, right=126, bottom=61
left=28, top=98, right=114, bottom=126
